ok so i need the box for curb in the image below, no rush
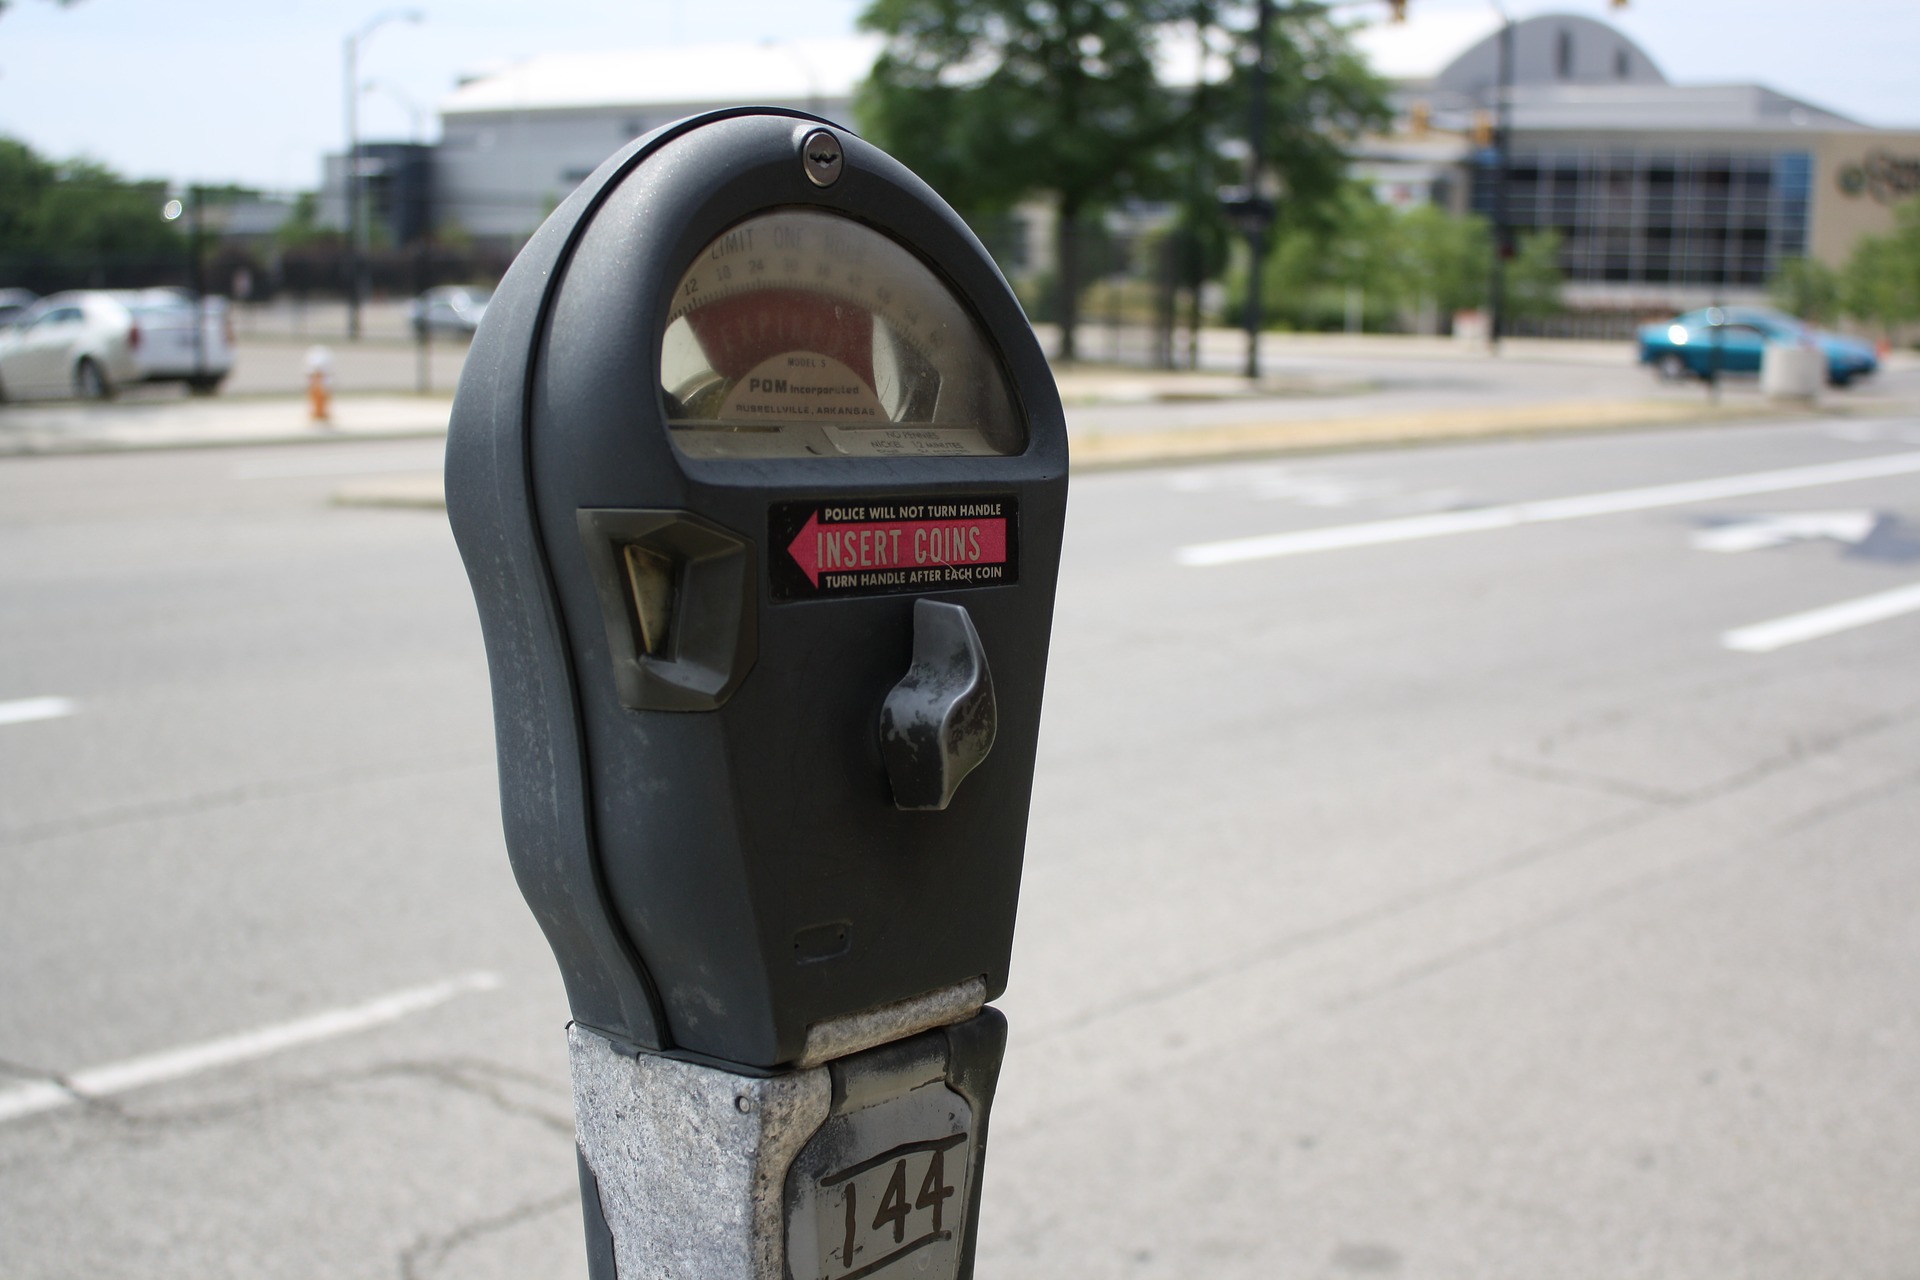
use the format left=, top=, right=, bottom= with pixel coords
left=331, top=474, right=450, bottom=510
left=1067, top=398, right=1810, bottom=472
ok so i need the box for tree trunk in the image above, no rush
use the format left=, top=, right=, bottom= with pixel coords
left=1055, top=201, right=1081, bottom=363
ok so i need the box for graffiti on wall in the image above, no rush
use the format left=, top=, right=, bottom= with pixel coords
left=1838, top=150, right=1920, bottom=204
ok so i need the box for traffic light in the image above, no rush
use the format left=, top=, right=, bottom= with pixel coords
left=1388, top=0, right=1407, bottom=21
left=1472, top=110, right=1493, bottom=148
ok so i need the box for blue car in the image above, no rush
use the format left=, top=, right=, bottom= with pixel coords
left=1637, top=307, right=1878, bottom=387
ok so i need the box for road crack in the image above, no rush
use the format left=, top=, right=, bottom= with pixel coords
left=398, top=1188, right=580, bottom=1280
left=1491, top=695, right=1920, bottom=810
left=0, top=755, right=491, bottom=849
left=1027, top=696, right=1920, bottom=1048
left=1, top=1054, right=572, bottom=1139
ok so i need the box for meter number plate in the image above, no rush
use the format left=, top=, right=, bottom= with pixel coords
left=814, top=1134, right=968, bottom=1280
left=770, top=494, right=1019, bottom=601
left=786, top=1033, right=978, bottom=1280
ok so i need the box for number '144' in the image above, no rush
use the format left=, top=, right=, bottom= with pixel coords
left=840, top=1148, right=955, bottom=1266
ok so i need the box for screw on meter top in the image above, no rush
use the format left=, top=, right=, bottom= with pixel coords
left=661, top=210, right=1025, bottom=460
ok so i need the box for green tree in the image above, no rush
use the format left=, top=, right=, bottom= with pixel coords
left=30, top=160, right=176, bottom=257
left=1839, top=198, right=1920, bottom=339
left=1218, top=3, right=1390, bottom=236
left=1841, top=234, right=1916, bottom=337
left=1239, top=184, right=1395, bottom=329
left=1233, top=193, right=1511, bottom=333
left=858, top=0, right=1186, bottom=361
left=1245, top=223, right=1324, bottom=326
left=857, top=0, right=1388, bottom=358
left=1393, top=203, right=1488, bottom=321
left=1769, top=256, right=1841, bottom=323
left=0, top=136, right=57, bottom=250
left=1505, top=228, right=1563, bottom=323
left=0, top=136, right=181, bottom=283
left=1203, top=5, right=1390, bottom=332
left=274, top=191, right=339, bottom=251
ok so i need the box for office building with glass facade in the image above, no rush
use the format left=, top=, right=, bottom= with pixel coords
left=1353, top=13, right=1920, bottom=312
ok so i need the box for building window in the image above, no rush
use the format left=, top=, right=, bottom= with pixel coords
left=1472, top=147, right=1814, bottom=288
left=1615, top=48, right=1629, bottom=79
left=1556, top=30, right=1573, bottom=79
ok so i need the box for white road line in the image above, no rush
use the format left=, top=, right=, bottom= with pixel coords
left=1722, top=582, right=1920, bottom=653
left=0, top=971, right=501, bottom=1126
left=0, top=696, right=76, bottom=726
left=0, top=1081, right=71, bottom=1124
left=1178, top=450, right=1920, bottom=567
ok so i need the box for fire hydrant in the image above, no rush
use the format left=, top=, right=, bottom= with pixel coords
left=305, top=345, right=334, bottom=426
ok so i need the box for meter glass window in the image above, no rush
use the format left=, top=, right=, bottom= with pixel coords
left=662, top=210, right=1026, bottom=459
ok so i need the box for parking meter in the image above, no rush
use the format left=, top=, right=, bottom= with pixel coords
left=447, top=108, right=1066, bottom=1280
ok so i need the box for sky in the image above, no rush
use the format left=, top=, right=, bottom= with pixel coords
left=0, top=0, right=1915, bottom=192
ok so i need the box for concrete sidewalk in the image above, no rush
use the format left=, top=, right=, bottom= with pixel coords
left=0, top=364, right=1872, bottom=492
left=1067, top=395, right=1800, bottom=468
left=0, top=394, right=451, bottom=456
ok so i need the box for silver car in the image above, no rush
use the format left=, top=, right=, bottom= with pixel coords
left=0, top=289, right=234, bottom=401
left=408, top=285, right=491, bottom=337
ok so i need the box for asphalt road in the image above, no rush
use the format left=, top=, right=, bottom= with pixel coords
left=3, top=413, right=1918, bottom=1278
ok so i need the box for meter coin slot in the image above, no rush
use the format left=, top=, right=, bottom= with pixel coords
left=576, top=509, right=756, bottom=712
left=622, top=544, right=677, bottom=657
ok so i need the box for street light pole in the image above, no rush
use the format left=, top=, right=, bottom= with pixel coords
left=190, top=185, right=206, bottom=382
left=1484, top=6, right=1513, bottom=354
left=1242, top=0, right=1272, bottom=380
left=344, top=31, right=361, bottom=341
left=344, top=9, right=423, bottom=342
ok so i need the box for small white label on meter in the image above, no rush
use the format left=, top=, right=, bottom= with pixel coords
left=719, top=352, right=886, bottom=422
left=822, top=425, right=998, bottom=457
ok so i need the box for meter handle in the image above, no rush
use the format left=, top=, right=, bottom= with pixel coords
left=880, top=600, right=997, bottom=811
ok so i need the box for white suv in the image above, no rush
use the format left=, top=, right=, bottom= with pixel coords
left=0, top=289, right=235, bottom=401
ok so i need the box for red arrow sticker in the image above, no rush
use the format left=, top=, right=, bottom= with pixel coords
left=769, top=495, right=1020, bottom=601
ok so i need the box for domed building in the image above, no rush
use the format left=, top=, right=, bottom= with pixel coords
left=1349, top=10, right=1920, bottom=314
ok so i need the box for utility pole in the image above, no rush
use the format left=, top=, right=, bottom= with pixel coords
left=344, top=10, right=423, bottom=342
left=1242, top=0, right=1272, bottom=380
left=190, top=185, right=206, bottom=381
left=1485, top=9, right=1513, bottom=354
left=344, top=32, right=361, bottom=341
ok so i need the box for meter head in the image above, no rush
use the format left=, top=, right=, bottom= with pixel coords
left=448, top=109, right=1067, bottom=1071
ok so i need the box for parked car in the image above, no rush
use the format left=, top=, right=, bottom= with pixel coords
left=1637, top=306, right=1878, bottom=387
left=0, top=288, right=38, bottom=329
left=120, top=289, right=235, bottom=393
left=0, top=289, right=233, bottom=401
left=409, top=285, right=491, bottom=336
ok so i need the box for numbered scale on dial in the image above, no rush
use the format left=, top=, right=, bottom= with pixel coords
left=662, top=210, right=1025, bottom=460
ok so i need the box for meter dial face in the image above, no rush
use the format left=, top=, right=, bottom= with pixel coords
left=661, top=210, right=1025, bottom=460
